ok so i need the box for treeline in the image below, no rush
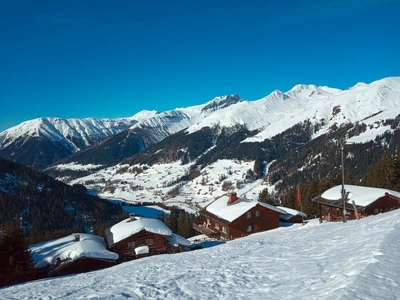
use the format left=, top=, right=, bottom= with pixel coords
left=0, top=220, right=35, bottom=288
left=158, top=207, right=203, bottom=238
left=259, top=147, right=400, bottom=218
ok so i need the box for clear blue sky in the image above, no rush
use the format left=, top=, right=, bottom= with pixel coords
left=1, top=0, right=399, bottom=132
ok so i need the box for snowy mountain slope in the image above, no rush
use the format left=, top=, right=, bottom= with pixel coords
left=0, top=117, right=140, bottom=169
left=1, top=208, right=399, bottom=299
left=43, top=76, right=400, bottom=208
left=186, top=76, right=400, bottom=143
left=0, top=117, right=137, bottom=151
left=42, top=95, right=243, bottom=169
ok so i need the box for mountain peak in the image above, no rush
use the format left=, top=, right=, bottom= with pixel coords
left=201, top=94, right=242, bottom=113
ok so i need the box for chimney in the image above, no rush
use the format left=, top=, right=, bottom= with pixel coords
left=129, top=213, right=136, bottom=222
left=74, top=234, right=80, bottom=242
left=228, top=192, right=238, bottom=205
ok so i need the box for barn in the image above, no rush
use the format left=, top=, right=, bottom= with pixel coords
left=313, top=185, right=400, bottom=222
left=193, top=193, right=286, bottom=240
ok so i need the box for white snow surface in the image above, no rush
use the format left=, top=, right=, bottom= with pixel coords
left=134, top=245, right=149, bottom=255
left=321, top=185, right=400, bottom=207
left=167, top=233, right=192, bottom=247
left=110, top=217, right=172, bottom=244
left=29, top=233, right=118, bottom=269
left=205, top=196, right=286, bottom=222
left=277, top=206, right=307, bottom=220
left=2, top=209, right=400, bottom=299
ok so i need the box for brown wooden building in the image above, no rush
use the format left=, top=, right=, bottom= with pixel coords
left=193, top=193, right=286, bottom=240
left=29, top=233, right=118, bottom=278
left=105, top=215, right=190, bottom=262
left=313, top=185, right=400, bottom=222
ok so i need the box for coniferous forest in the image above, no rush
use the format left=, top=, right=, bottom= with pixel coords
left=0, top=157, right=128, bottom=244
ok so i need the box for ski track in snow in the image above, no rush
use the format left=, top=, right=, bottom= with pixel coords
left=1, top=209, right=399, bottom=300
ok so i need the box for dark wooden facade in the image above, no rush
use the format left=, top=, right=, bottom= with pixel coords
left=108, top=230, right=174, bottom=262
left=194, top=203, right=282, bottom=240
left=313, top=193, right=400, bottom=222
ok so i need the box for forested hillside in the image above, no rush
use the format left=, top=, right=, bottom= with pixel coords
left=0, top=158, right=127, bottom=244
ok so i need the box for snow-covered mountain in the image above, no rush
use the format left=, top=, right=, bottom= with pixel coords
left=0, top=117, right=140, bottom=169
left=0, top=94, right=243, bottom=169
left=2, top=77, right=400, bottom=190
left=1, top=208, right=399, bottom=299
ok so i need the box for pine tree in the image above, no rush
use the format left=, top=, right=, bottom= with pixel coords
left=0, top=220, right=35, bottom=287
left=391, top=147, right=400, bottom=191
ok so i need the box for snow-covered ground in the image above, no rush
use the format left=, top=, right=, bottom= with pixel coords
left=1, top=209, right=399, bottom=299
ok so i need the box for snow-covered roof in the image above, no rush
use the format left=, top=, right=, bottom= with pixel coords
left=205, top=196, right=286, bottom=222
left=110, top=216, right=172, bottom=244
left=277, top=206, right=307, bottom=220
left=29, top=233, right=118, bottom=269
left=321, top=185, right=400, bottom=207
left=167, top=233, right=192, bottom=247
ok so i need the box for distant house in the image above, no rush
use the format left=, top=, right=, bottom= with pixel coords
left=30, top=233, right=118, bottom=277
left=313, top=185, right=400, bottom=222
left=105, top=214, right=191, bottom=262
left=193, top=193, right=286, bottom=240
left=277, top=206, right=307, bottom=224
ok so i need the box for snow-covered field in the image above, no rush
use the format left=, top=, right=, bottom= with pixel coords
left=1, top=209, right=399, bottom=299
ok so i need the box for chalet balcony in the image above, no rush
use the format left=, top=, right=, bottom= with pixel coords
left=192, top=223, right=220, bottom=239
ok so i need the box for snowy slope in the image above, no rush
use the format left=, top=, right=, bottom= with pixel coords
left=0, top=117, right=137, bottom=152
left=126, top=94, right=243, bottom=142
left=1, top=208, right=399, bottom=299
left=186, top=76, right=400, bottom=143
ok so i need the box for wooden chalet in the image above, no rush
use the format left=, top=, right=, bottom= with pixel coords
left=105, top=214, right=191, bottom=262
left=313, top=185, right=400, bottom=222
left=29, top=233, right=118, bottom=277
left=193, top=193, right=286, bottom=240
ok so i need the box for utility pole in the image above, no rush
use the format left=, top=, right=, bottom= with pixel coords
left=341, top=144, right=347, bottom=223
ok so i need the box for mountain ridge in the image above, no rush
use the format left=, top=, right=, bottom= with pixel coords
left=1, top=76, right=400, bottom=172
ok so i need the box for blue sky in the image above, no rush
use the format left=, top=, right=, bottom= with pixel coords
left=1, top=0, right=399, bottom=132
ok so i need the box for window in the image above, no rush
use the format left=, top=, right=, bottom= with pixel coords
left=247, top=225, right=252, bottom=232
left=215, top=223, right=219, bottom=230
left=222, top=227, right=227, bottom=233
left=247, top=212, right=251, bottom=219
left=128, top=241, right=135, bottom=249
left=255, top=210, right=260, bottom=217
left=145, top=239, right=154, bottom=246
